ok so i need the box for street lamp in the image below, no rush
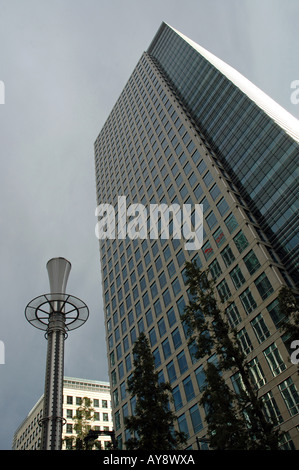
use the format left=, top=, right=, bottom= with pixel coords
left=25, top=257, right=89, bottom=450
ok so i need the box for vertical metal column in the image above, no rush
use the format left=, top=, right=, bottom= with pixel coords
left=41, top=312, right=66, bottom=450
left=25, top=257, right=89, bottom=451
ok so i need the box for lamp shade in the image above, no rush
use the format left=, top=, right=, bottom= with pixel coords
left=46, top=257, right=71, bottom=294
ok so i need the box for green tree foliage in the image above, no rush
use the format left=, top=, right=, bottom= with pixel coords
left=199, top=362, right=250, bottom=450
left=182, top=260, right=281, bottom=450
left=72, top=397, right=101, bottom=450
left=278, top=286, right=299, bottom=345
left=124, top=332, right=187, bottom=450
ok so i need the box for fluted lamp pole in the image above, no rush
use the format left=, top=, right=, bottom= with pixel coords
left=25, top=258, right=89, bottom=450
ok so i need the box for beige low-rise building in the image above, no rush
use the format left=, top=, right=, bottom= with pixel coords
left=12, top=377, right=113, bottom=450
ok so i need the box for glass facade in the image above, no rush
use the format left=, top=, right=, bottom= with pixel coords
left=94, top=23, right=299, bottom=449
left=148, top=23, right=299, bottom=283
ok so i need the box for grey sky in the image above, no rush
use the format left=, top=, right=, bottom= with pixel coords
left=0, top=0, right=298, bottom=450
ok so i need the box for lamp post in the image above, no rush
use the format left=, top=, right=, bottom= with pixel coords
left=25, top=257, right=89, bottom=450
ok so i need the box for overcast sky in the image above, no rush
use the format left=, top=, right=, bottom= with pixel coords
left=0, top=0, right=298, bottom=450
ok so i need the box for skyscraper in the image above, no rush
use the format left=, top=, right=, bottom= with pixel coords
left=94, top=23, right=299, bottom=449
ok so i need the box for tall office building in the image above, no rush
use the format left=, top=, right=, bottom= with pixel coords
left=94, top=23, right=299, bottom=449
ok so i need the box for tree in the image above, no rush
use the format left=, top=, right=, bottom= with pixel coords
left=72, top=397, right=101, bottom=450
left=199, top=361, right=250, bottom=450
left=124, top=332, right=187, bottom=450
left=278, top=286, right=299, bottom=345
left=182, top=260, right=281, bottom=450
left=278, top=286, right=299, bottom=370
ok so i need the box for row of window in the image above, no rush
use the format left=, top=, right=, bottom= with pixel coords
left=107, top=244, right=274, bottom=369
left=65, top=409, right=111, bottom=422
left=65, top=423, right=112, bottom=434
left=115, top=361, right=298, bottom=447
left=110, top=291, right=285, bottom=407
left=65, top=396, right=110, bottom=408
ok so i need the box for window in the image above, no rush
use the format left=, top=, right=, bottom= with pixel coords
left=150, top=281, right=158, bottom=299
left=240, top=288, right=257, bottom=314
left=171, top=328, right=182, bottom=349
left=162, top=338, right=172, bottom=359
left=189, top=404, right=203, bottom=433
left=200, top=196, right=210, bottom=213
left=197, top=159, right=207, bottom=174
left=203, top=171, right=213, bottom=187
left=261, top=391, right=283, bottom=425
left=158, top=271, right=167, bottom=288
left=158, top=317, right=166, bottom=337
left=194, top=184, right=203, bottom=200
left=137, top=318, right=144, bottom=334
left=123, top=335, right=129, bottom=352
left=176, top=249, right=185, bottom=267
left=153, top=348, right=161, bottom=368
left=66, top=396, right=73, bottom=405
left=162, top=288, right=171, bottom=307
left=177, top=413, right=189, bottom=438
left=167, top=260, right=176, bottom=278
left=243, top=250, right=261, bottom=275
left=202, top=240, right=214, bottom=260
left=172, top=277, right=181, bottom=296
left=206, top=211, right=217, bottom=229
left=120, top=381, right=126, bottom=401
left=213, top=227, right=226, bottom=247
left=237, top=328, right=253, bottom=355
left=149, top=327, right=157, bottom=346
left=172, top=385, right=183, bottom=411
left=209, top=258, right=222, bottom=280
left=224, top=213, right=238, bottom=233
left=209, top=183, right=221, bottom=201
left=216, top=197, right=229, bottom=216
left=177, top=297, right=186, bottom=316
left=248, top=357, right=266, bottom=389
left=225, top=301, right=242, bottom=328
left=167, top=306, right=176, bottom=327
left=216, top=279, right=231, bottom=302
left=221, top=245, right=235, bottom=267
left=267, top=298, right=285, bottom=328
left=183, top=376, right=195, bottom=402
left=230, top=265, right=245, bottom=289
left=279, top=377, right=299, bottom=416
left=114, top=411, right=120, bottom=431
left=66, top=424, right=73, bottom=434
left=139, top=276, right=146, bottom=292
left=166, top=361, right=177, bottom=383
left=234, top=230, right=249, bottom=253
left=125, top=354, right=132, bottom=372
left=154, top=299, right=162, bottom=317
left=188, top=340, right=198, bottom=364
left=263, top=343, right=286, bottom=376
left=251, top=313, right=270, bottom=343
left=177, top=350, right=188, bottom=374
left=195, top=364, right=206, bottom=392
left=145, top=308, right=153, bottom=327
left=163, top=245, right=171, bottom=261
left=116, top=343, right=122, bottom=360
left=254, top=272, right=274, bottom=300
